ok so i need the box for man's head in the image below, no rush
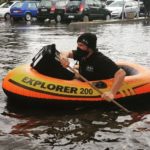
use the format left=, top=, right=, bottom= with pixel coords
left=75, top=33, right=97, bottom=61
left=77, top=33, right=97, bottom=51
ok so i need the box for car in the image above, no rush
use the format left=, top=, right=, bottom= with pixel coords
left=37, top=0, right=56, bottom=22
left=0, top=1, right=18, bottom=20
left=135, top=0, right=145, bottom=16
left=106, top=0, right=139, bottom=19
left=10, top=1, right=39, bottom=21
left=37, top=0, right=68, bottom=23
left=64, top=0, right=111, bottom=22
left=54, top=0, right=68, bottom=23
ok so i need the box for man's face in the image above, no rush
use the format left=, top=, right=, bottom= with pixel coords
left=77, top=42, right=89, bottom=52
left=75, top=42, right=90, bottom=61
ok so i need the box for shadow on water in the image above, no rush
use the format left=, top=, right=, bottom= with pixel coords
left=3, top=95, right=150, bottom=149
left=4, top=87, right=150, bottom=115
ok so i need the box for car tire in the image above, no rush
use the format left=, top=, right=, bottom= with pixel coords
left=4, top=13, right=11, bottom=21
left=82, top=15, right=89, bottom=22
left=25, top=13, right=32, bottom=21
left=105, top=14, right=111, bottom=20
left=55, top=14, right=62, bottom=23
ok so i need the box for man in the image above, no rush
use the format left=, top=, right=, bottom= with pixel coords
left=59, top=33, right=126, bottom=101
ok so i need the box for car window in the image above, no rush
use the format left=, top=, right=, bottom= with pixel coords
left=131, top=2, right=138, bottom=7
left=93, top=0, right=100, bottom=7
left=39, top=1, right=52, bottom=7
left=1, top=1, right=14, bottom=8
left=106, top=0, right=114, bottom=5
left=125, top=2, right=132, bottom=8
left=0, top=2, right=5, bottom=7
left=56, top=1, right=67, bottom=7
left=35, top=2, right=40, bottom=7
left=28, top=2, right=37, bottom=9
left=109, top=1, right=123, bottom=7
left=86, top=0, right=93, bottom=6
left=67, top=1, right=81, bottom=6
left=12, top=2, right=23, bottom=8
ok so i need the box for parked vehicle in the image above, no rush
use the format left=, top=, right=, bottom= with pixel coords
left=135, top=0, right=145, bottom=16
left=64, top=0, right=111, bottom=22
left=10, top=1, right=39, bottom=21
left=54, top=0, right=68, bottom=23
left=37, top=0, right=68, bottom=23
left=106, top=0, right=139, bottom=19
left=37, top=0, right=56, bottom=22
left=0, top=1, right=18, bottom=20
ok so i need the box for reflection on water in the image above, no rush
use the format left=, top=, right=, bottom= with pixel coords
left=0, top=20, right=150, bottom=149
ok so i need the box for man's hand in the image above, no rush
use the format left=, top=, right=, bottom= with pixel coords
left=59, top=54, right=70, bottom=68
left=101, top=91, right=114, bottom=102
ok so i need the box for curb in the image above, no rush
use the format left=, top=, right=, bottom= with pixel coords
left=69, top=17, right=150, bottom=26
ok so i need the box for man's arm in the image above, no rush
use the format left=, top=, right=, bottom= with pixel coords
left=59, top=51, right=73, bottom=68
left=102, top=68, right=126, bottom=101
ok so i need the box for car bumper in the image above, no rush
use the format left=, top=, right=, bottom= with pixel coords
left=111, top=12, right=121, bottom=19
left=64, top=13, right=83, bottom=21
left=37, top=13, right=55, bottom=20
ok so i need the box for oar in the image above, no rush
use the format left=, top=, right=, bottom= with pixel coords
left=68, top=66, right=130, bottom=113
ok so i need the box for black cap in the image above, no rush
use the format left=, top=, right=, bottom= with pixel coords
left=77, top=33, right=97, bottom=50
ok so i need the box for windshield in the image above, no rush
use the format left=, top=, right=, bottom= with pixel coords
left=12, top=2, right=23, bottom=8
left=39, top=1, right=52, bottom=7
left=109, top=1, right=124, bottom=7
left=56, top=1, right=67, bottom=7
left=1, top=1, right=14, bottom=8
left=67, top=1, right=81, bottom=6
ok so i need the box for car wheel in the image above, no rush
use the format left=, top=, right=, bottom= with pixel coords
left=105, top=14, right=111, bottom=20
left=25, top=13, right=32, bottom=21
left=55, top=14, right=62, bottom=23
left=83, top=15, right=89, bottom=22
left=4, top=13, right=11, bottom=20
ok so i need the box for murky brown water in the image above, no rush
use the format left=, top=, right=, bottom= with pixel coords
left=0, top=20, right=150, bottom=150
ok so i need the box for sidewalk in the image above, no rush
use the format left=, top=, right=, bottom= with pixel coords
left=69, top=17, right=150, bottom=26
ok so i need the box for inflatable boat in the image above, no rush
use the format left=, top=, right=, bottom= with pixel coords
left=2, top=44, right=150, bottom=106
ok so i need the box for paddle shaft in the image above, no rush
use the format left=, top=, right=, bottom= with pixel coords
left=68, top=66, right=130, bottom=113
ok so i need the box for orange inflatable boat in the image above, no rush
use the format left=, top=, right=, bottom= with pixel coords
left=2, top=45, right=150, bottom=105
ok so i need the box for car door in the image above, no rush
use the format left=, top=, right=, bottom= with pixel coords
left=28, top=2, right=38, bottom=17
left=92, top=0, right=101, bottom=19
left=96, top=0, right=106, bottom=19
left=85, top=0, right=96, bottom=19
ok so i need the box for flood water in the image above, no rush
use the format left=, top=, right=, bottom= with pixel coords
left=0, top=20, right=150, bottom=150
